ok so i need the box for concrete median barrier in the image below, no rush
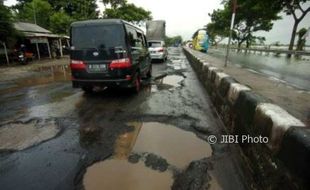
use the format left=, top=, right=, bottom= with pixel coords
left=183, top=47, right=308, bottom=189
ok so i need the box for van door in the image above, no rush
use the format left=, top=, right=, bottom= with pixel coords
left=136, top=31, right=149, bottom=75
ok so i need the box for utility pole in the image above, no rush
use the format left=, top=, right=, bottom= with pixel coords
left=224, top=0, right=237, bottom=67
left=32, top=2, right=37, bottom=24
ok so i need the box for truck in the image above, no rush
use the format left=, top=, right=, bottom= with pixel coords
left=146, top=20, right=166, bottom=40
left=146, top=20, right=168, bottom=62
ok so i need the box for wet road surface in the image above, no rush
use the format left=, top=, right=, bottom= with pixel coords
left=209, top=48, right=310, bottom=90
left=0, top=47, right=253, bottom=190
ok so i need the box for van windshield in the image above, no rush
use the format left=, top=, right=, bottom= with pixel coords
left=71, top=24, right=125, bottom=50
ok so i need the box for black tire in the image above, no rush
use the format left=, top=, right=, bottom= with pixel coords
left=131, top=73, right=141, bottom=94
left=82, top=86, right=93, bottom=94
left=146, top=64, right=152, bottom=79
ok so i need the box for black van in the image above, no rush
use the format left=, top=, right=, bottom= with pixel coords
left=70, top=19, right=152, bottom=93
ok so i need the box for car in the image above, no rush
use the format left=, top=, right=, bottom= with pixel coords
left=70, top=19, right=152, bottom=93
left=148, top=40, right=168, bottom=62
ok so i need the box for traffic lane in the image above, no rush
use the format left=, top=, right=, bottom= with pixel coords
left=0, top=47, right=252, bottom=190
left=208, top=48, right=310, bottom=91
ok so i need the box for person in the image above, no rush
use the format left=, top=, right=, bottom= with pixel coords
left=20, top=44, right=26, bottom=54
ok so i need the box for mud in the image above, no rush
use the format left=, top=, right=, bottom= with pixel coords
left=132, top=122, right=212, bottom=168
left=172, top=159, right=210, bottom=190
left=83, top=159, right=173, bottom=190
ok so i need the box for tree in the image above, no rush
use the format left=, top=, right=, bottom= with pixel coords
left=49, top=11, right=73, bottom=34
left=296, top=27, right=307, bottom=51
left=104, top=3, right=152, bottom=24
left=276, top=0, right=310, bottom=57
left=165, top=35, right=183, bottom=46
left=207, top=0, right=282, bottom=48
left=0, top=3, right=19, bottom=47
left=206, top=8, right=230, bottom=46
left=17, top=0, right=53, bottom=29
left=101, top=0, right=126, bottom=9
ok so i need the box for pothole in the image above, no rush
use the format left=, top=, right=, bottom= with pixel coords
left=83, top=159, right=173, bottom=190
left=0, top=118, right=60, bottom=151
left=82, top=122, right=212, bottom=190
left=132, top=122, right=212, bottom=168
left=155, top=75, right=184, bottom=89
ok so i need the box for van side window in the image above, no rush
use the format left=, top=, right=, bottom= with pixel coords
left=143, top=35, right=148, bottom=48
left=126, top=25, right=139, bottom=48
left=136, top=32, right=145, bottom=48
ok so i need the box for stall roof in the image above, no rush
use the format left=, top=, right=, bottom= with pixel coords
left=14, top=22, right=69, bottom=38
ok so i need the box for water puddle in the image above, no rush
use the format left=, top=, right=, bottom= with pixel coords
left=0, top=119, right=60, bottom=151
left=155, top=75, right=184, bottom=89
left=0, top=65, right=71, bottom=94
left=132, top=122, right=212, bottom=168
left=20, top=65, right=70, bottom=86
left=83, top=159, right=173, bottom=190
left=82, top=122, right=212, bottom=190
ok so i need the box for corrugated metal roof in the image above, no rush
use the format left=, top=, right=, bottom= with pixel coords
left=23, top=32, right=60, bottom=38
left=14, top=22, right=52, bottom=34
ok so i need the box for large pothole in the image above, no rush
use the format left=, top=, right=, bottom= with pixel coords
left=82, top=122, right=212, bottom=190
left=0, top=118, right=60, bottom=151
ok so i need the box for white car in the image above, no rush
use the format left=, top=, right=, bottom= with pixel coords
left=148, top=40, right=168, bottom=62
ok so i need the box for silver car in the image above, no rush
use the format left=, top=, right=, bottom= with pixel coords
left=148, top=40, right=168, bottom=62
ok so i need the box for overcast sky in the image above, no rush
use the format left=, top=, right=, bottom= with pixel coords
left=4, top=0, right=310, bottom=44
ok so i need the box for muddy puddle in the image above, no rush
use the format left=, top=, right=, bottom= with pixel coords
left=83, top=159, right=173, bottom=190
left=155, top=75, right=184, bottom=89
left=0, top=65, right=71, bottom=95
left=83, top=122, right=212, bottom=190
left=0, top=119, right=60, bottom=151
left=12, top=65, right=70, bottom=90
left=132, top=122, right=212, bottom=168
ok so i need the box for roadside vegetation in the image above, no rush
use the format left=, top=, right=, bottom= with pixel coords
left=1, top=0, right=152, bottom=36
left=206, top=0, right=310, bottom=52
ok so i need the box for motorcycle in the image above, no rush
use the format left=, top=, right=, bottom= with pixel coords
left=18, top=51, right=28, bottom=65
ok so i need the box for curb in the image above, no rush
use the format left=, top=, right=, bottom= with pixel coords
left=183, top=47, right=309, bottom=188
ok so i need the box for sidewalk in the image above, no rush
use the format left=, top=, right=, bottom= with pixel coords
left=0, top=56, right=69, bottom=82
left=186, top=47, right=309, bottom=124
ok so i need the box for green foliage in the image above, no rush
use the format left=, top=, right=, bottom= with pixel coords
left=49, top=11, right=73, bottom=35
left=296, top=27, right=307, bottom=51
left=102, top=0, right=126, bottom=9
left=207, top=0, right=282, bottom=47
left=0, top=4, right=19, bottom=47
left=65, top=0, right=98, bottom=20
left=274, top=0, right=310, bottom=52
left=17, top=0, right=53, bottom=29
left=104, top=3, right=152, bottom=23
left=165, top=35, right=183, bottom=46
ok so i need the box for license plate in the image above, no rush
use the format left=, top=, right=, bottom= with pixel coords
left=88, top=64, right=106, bottom=72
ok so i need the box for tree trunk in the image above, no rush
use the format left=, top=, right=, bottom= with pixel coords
left=237, top=42, right=241, bottom=52
left=288, top=21, right=299, bottom=58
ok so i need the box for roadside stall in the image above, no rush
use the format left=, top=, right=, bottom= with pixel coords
left=14, top=22, right=69, bottom=60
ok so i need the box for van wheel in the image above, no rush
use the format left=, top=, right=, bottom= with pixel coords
left=146, top=64, right=152, bottom=79
left=132, top=73, right=141, bottom=93
left=82, top=86, right=93, bottom=94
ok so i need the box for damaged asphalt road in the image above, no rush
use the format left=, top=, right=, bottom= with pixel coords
left=0, top=47, right=254, bottom=190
